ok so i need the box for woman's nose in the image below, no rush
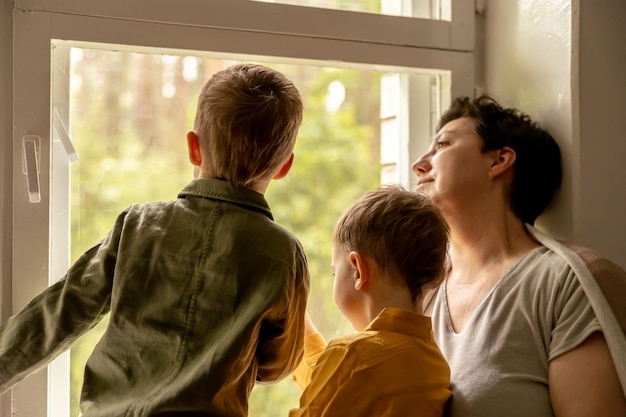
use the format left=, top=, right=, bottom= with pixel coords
left=411, top=154, right=430, bottom=176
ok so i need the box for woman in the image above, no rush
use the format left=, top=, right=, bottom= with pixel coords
left=414, top=96, right=626, bottom=417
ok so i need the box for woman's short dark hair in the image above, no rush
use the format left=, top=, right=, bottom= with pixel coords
left=438, top=96, right=562, bottom=225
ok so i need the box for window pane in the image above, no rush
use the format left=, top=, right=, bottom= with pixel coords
left=58, top=44, right=441, bottom=416
left=250, top=0, right=452, bottom=19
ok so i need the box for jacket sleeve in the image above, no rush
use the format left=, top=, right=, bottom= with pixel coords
left=255, top=245, right=311, bottom=383
left=0, top=210, right=126, bottom=393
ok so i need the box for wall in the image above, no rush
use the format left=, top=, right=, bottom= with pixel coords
left=481, top=0, right=626, bottom=269
left=576, top=0, right=626, bottom=269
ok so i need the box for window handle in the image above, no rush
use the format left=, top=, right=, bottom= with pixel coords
left=53, top=108, right=78, bottom=162
left=22, top=135, right=41, bottom=203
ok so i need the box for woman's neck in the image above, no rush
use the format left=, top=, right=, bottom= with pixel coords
left=446, top=208, right=539, bottom=283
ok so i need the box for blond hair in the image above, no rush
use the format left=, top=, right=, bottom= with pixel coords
left=334, top=186, right=449, bottom=302
left=193, top=64, right=303, bottom=187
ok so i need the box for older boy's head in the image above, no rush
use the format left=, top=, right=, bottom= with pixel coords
left=193, top=64, right=303, bottom=187
left=334, top=186, right=449, bottom=302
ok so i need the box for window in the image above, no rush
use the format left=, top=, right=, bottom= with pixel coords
left=250, top=0, right=452, bottom=19
left=10, top=0, right=474, bottom=415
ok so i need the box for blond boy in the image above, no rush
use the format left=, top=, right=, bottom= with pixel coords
left=0, top=64, right=310, bottom=417
left=290, top=186, right=451, bottom=417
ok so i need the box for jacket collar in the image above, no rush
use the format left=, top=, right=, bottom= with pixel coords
left=178, top=178, right=273, bottom=220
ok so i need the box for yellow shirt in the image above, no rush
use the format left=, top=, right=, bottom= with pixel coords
left=290, top=308, right=451, bottom=417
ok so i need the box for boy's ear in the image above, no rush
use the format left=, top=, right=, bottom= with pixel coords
left=273, top=153, right=294, bottom=180
left=349, top=251, right=370, bottom=291
left=489, top=146, right=516, bottom=179
left=187, top=131, right=202, bottom=167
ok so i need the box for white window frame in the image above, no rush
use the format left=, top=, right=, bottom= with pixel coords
left=9, top=1, right=474, bottom=415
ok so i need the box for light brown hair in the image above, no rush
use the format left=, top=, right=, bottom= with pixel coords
left=334, top=185, right=449, bottom=302
left=193, top=63, right=303, bottom=187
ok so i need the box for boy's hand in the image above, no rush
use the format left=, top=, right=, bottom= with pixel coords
left=304, top=312, right=319, bottom=336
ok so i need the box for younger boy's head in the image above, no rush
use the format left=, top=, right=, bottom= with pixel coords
left=333, top=186, right=449, bottom=314
left=191, top=63, right=303, bottom=187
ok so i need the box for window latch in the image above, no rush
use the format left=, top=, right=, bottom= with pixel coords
left=22, top=135, right=41, bottom=203
left=53, top=108, right=78, bottom=162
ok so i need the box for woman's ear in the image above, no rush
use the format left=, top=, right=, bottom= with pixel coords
left=187, top=131, right=202, bottom=167
left=349, top=251, right=369, bottom=291
left=489, top=146, right=516, bottom=179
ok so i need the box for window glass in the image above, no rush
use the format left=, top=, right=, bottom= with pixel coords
left=62, top=45, right=441, bottom=416
left=250, top=0, right=452, bottom=20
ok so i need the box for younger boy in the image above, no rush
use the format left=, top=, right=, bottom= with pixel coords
left=290, top=186, right=451, bottom=417
left=0, top=63, right=310, bottom=417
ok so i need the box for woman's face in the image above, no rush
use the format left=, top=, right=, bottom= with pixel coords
left=412, top=117, right=494, bottom=213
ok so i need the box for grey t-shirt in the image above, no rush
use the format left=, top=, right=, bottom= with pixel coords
left=430, top=246, right=601, bottom=417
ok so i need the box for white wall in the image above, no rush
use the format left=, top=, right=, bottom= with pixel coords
left=576, top=0, right=626, bottom=270
left=481, top=0, right=626, bottom=269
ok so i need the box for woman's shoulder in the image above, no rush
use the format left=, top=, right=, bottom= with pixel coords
left=526, top=225, right=626, bottom=338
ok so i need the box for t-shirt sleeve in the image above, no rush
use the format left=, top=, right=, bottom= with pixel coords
left=548, top=264, right=602, bottom=361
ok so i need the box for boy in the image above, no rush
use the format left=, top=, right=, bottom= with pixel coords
left=0, top=63, right=310, bottom=417
left=290, top=186, right=451, bottom=417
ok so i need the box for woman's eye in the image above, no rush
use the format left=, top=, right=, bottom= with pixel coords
left=435, top=141, right=447, bottom=149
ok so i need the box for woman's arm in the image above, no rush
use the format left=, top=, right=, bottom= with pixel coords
left=550, top=331, right=626, bottom=417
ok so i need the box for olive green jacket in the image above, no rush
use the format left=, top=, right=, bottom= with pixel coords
left=0, top=178, right=310, bottom=417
